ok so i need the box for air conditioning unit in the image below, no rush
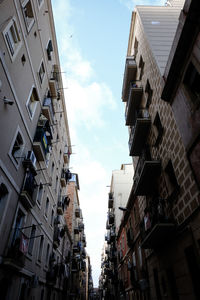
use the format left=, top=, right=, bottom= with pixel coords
left=27, top=150, right=37, bottom=167
left=23, top=150, right=37, bottom=172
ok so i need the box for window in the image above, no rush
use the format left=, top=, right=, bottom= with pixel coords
left=38, top=61, right=45, bottom=84
left=37, top=183, right=43, bottom=205
left=188, top=136, right=200, bottom=188
left=10, top=131, right=24, bottom=166
left=3, top=19, right=21, bottom=60
left=12, top=209, right=25, bottom=246
left=183, top=62, right=200, bottom=109
left=38, top=0, right=44, bottom=7
left=134, top=38, right=138, bottom=58
left=51, top=162, right=54, bottom=174
left=185, top=245, right=200, bottom=299
left=145, top=80, right=153, bottom=108
left=0, top=183, right=8, bottom=224
left=45, top=197, right=49, bottom=217
left=45, top=244, right=50, bottom=266
left=38, top=235, right=44, bottom=262
left=46, top=40, right=53, bottom=61
left=153, top=112, right=164, bottom=147
left=28, top=225, right=36, bottom=255
left=50, top=209, right=54, bottom=226
left=27, top=87, right=39, bottom=118
left=55, top=176, right=58, bottom=193
left=22, top=0, right=34, bottom=32
left=166, top=268, right=179, bottom=300
left=139, top=56, right=144, bottom=80
left=164, top=160, right=179, bottom=202
left=153, top=268, right=162, bottom=300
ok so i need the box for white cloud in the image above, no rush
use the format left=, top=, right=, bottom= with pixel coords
left=119, top=0, right=166, bottom=10
left=52, top=0, right=120, bottom=287
left=63, top=77, right=116, bottom=129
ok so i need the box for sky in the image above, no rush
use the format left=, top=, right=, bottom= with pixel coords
left=52, top=0, right=165, bottom=287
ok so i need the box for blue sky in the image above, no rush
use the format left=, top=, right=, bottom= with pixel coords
left=52, top=0, right=165, bottom=287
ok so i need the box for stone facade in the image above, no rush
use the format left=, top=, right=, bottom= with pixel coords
left=115, top=0, right=200, bottom=299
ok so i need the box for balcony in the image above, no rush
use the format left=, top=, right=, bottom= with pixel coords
left=33, top=115, right=52, bottom=162
left=108, top=212, right=114, bottom=225
left=49, top=79, right=59, bottom=99
left=33, top=127, right=49, bottom=161
left=46, top=264, right=58, bottom=285
left=60, top=169, right=72, bottom=187
left=129, top=109, right=151, bottom=156
left=78, top=221, right=84, bottom=231
left=75, top=208, right=81, bottom=218
left=63, top=145, right=70, bottom=164
left=122, top=56, right=137, bottom=102
left=53, top=227, right=61, bottom=249
left=108, top=192, right=114, bottom=209
left=133, top=151, right=161, bottom=195
left=141, top=201, right=176, bottom=249
left=57, top=200, right=64, bottom=215
left=74, top=223, right=79, bottom=234
left=106, top=220, right=110, bottom=230
left=3, top=233, right=27, bottom=270
left=125, top=82, right=143, bottom=126
left=20, top=169, right=36, bottom=209
left=71, top=259, right=79, bottom=272
left=42, top=98, right=54, bottom=124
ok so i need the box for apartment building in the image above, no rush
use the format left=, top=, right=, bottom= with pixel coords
left=118, top=0, right=200, bottom=299
left=100, top=164, right=133, bottom=299
left=65, top=174, right=87, bottom=299
left=0, top=0, right=81, bottom=299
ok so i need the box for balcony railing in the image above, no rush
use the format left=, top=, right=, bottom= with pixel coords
left=33, top=115, right=53, bottom=162
left=60, top=169, right=72, bottom=188
left=141, top=201, right=176, bottom=249
left=46, top=264, right=59, bottom=284
left=129, top=109, right=151, bottom=156
left=42, top=97, right=54, bottom=122
left=108, top=192, right=114, bottom=209
left=133, top=150, right=161, bottom=195
left=63, top=145, right=70, bottom=164
left=53, top=227, right=61, bottom=249
left=20, top=169, right=36, bottom=209
left=125, top=81, right=143, bottom=126
left=122, top=56, right=137, bottom=102
left=108, top=212, right=114, bottom=225
left=75, top=208, right=81, bottom=218
left=3, top=232, right=27, bottom=270
left=33, top=127, right=49, bottom=161
left=57, top=199, right=65, bottom=215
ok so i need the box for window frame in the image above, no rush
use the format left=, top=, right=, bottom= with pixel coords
left=46, top=39, right=53, bottom=61
left=3, top=18, right=22, bottom=62
left=183, top=57, right=200, bottom=111
left=28, top=224, right=36, bottom=256
left=44, top=196, right=49, bottom=219
left=21, top=0, right=35, bottom=33
left=38, top=0, right=44, bottom=9
left=38, top=60, right=45, bottom=84
left=10, top=204, right=27, bottom=249
left=9, top=127, right=25, bottom=169
left=0, top=178, right=11, bottom=227
left=26, top=86, right=39, bottom=120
